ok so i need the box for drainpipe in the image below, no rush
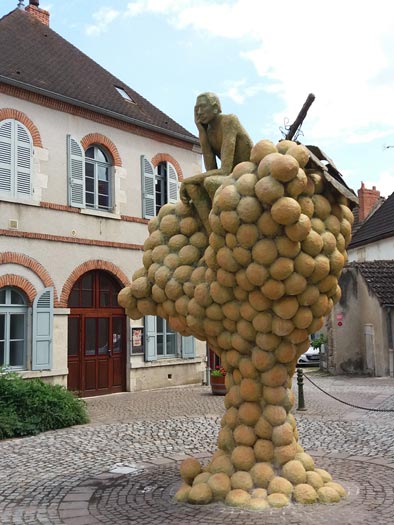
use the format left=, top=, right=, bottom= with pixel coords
left=385, top=306, right=394, bottom=377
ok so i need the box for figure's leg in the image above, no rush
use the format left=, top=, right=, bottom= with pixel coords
left=181, top=183, right=212, bottom=233
left=204, top=175, right=227, bottom=201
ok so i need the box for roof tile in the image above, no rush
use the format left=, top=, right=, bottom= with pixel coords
left=348, top=260, right=394, bottom=305
left=0, top=9, right=198, bottom=144
left=349, top=192, right=394, bottom=248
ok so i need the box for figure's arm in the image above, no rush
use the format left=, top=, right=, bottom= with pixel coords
left=218, top=115, right=238, bottom=174
left=185, top=115, right=239, bottom=185
left=200, top=133, right=218, bottom=171
left=195, top=108, right=217, bottom=171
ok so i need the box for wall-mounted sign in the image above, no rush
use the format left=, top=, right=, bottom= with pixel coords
left=132, top=327, right=144, bottom=354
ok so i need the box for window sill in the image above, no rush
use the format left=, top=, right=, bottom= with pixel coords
left=81, top=208, right=121, bottom=220
left=18, top=368, right=69, bottom=379
left=130, top=357, right=202, bottom=369
left=0, top=195, right=39, bottom=206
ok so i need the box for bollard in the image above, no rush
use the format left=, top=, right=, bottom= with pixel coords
left=296, top=368, right=307, bottom=411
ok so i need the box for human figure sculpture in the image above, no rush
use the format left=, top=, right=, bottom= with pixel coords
left=118, top=97, right=355, bottom=509
left=180, top=93, right=253, bottom=232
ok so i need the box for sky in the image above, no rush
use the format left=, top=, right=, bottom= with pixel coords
left=2, top=0, right=394, bottom=197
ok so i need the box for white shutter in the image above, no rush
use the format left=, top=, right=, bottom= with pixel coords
left=0, top=120, right=14, bottom=194
left=167, top=162, right=178, bottom=204
left=181, top=335, right=195, bottom=359
left=15, top=122, right=32, bottom=197
left=144, top=315, right=157, bottom=361
left=67, top=135, right=85, bottom=207
left=141, top=155, right=155, bottom=219
left=32, top=287, right=54, bottom=370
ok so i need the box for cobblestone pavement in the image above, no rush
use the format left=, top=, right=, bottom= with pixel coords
left=1, top=372, right=394, bottom=524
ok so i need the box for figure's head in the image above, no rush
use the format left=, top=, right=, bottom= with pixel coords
left=195, top=92, right=222, bottom=124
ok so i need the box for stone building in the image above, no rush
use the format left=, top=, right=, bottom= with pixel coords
left=0, top=2, right=206, bottom=396
left=325, top=188, right=394, bottom=376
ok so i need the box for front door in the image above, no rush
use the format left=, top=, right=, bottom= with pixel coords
left=67, top=271, right=126, bottom=396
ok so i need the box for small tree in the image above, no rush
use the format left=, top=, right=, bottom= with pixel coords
left=311, top=333, right=328, bottom=351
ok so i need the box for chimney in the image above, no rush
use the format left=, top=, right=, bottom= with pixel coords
left=25, top=0, right=50, bottom=26
left=357, top=182, right=381, bottom=221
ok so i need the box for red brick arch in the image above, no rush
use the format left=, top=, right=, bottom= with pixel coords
left=0, top=252, right=57, bottom=304
left=60, top=260, right=131, bottom=307
left=0, top=275, right=36, bottom=306
left=0, top=108, right=42, bottom=147
left=81, top=133, right=122, bottom=167
left=151, top=153, right=184, bottom=182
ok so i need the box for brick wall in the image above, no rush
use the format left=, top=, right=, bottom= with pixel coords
left=358, top=182, right=380, bottom=221
left=25, top=4, right=50, bottom=26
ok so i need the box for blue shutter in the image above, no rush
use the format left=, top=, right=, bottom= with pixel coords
left=32, top=287, right=54, bottom=370
left=144, top=315, right=157, bottom=361
left=167, top=162, right=178, bottom=204
left=141, top=155, right=155, bottom=219
left=15, top=122, right=32, bottom=197
left=67, top=135, right=85, bottom=207
left=0, top=120, right=13, bottom=194
left=181, top=336, right=195, bottom=359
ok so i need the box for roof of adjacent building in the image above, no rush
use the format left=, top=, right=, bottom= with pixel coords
left=305, top=145, right=358, bottom=206
left=351, top=196, right=386, bottom=236
left=0, top=8, right=199, bottom=145
left=349, top=191, right=394, bottom=248
left=348, top=260, right=394, bottom=306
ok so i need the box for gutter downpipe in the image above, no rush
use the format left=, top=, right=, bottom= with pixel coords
left=385, top=305, right=394, bottom=377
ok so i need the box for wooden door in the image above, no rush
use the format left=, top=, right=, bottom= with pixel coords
left=67, top=271, right=126, bottom=397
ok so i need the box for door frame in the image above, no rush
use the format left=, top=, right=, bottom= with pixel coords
left=67, top=270, right=127, bottom=397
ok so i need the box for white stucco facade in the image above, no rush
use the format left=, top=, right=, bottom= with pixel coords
left=0, top=87, right=208, bottom=395
left=348, top=237, right=394, bottom=262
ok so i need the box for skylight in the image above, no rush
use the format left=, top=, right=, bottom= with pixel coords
left=115, top=86, right=135, bottom=103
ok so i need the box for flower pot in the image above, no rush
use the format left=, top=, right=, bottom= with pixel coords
left=210, top=374, right=226, bottom=395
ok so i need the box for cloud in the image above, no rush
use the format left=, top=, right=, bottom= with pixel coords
left=124, top=0, right=394, bottom=145
left=219, top=79, right=267, bottom=104
left=365, top=169, right=394, bottom=198
left=86, top=7, right=120, bottom=36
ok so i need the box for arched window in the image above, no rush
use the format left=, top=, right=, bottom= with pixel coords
left=0, top=287, right=27, bottom=368
left=141, top=157, right=179, bottom=219
left=67, top=136, right=113, bottom=211
left=155, top=161, right=168, bottom=216
left=0, top=119, right=32, bottom=199
left=85, top=145, right=112, bottom=211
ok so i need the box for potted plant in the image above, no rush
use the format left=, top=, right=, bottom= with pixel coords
left=210, top=366, right=226, bottom=395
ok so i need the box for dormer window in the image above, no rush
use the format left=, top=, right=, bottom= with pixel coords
left=115, top=86, right=134, bottom=103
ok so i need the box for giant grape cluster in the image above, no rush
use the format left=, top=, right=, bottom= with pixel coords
left=118, top=138, right=353, bottom=509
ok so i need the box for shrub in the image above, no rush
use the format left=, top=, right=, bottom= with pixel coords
left=0, top=368, right=89, bottom=440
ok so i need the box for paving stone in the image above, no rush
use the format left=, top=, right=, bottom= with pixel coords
left=0, top=376, right=394, bottom=524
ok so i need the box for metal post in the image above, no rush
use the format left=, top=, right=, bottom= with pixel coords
left=296, top=368, right=307, bottom=411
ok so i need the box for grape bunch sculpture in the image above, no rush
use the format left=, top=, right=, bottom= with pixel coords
left=118, top=138, right=354, bottom=510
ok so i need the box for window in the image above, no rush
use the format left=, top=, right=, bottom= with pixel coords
left=155, top=162, right=168, bottom=216
left=67, top=136, right=113, bottom=211
left=114, top=86, right=135, bottom=103
left=156, top=317, right=176, bottom=357
left=0, top=119, right=32, bottom=199
left=68, top=271, right=120, bottom=308
left=0, top=287, right=27, bottom=368
left=85, top=146, right=111, bottom=211
left=0, top=287, right=54, bottom=371
left=141, top=156, right=179, bottom=219
left=144, top=315, right=195, bottom=361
